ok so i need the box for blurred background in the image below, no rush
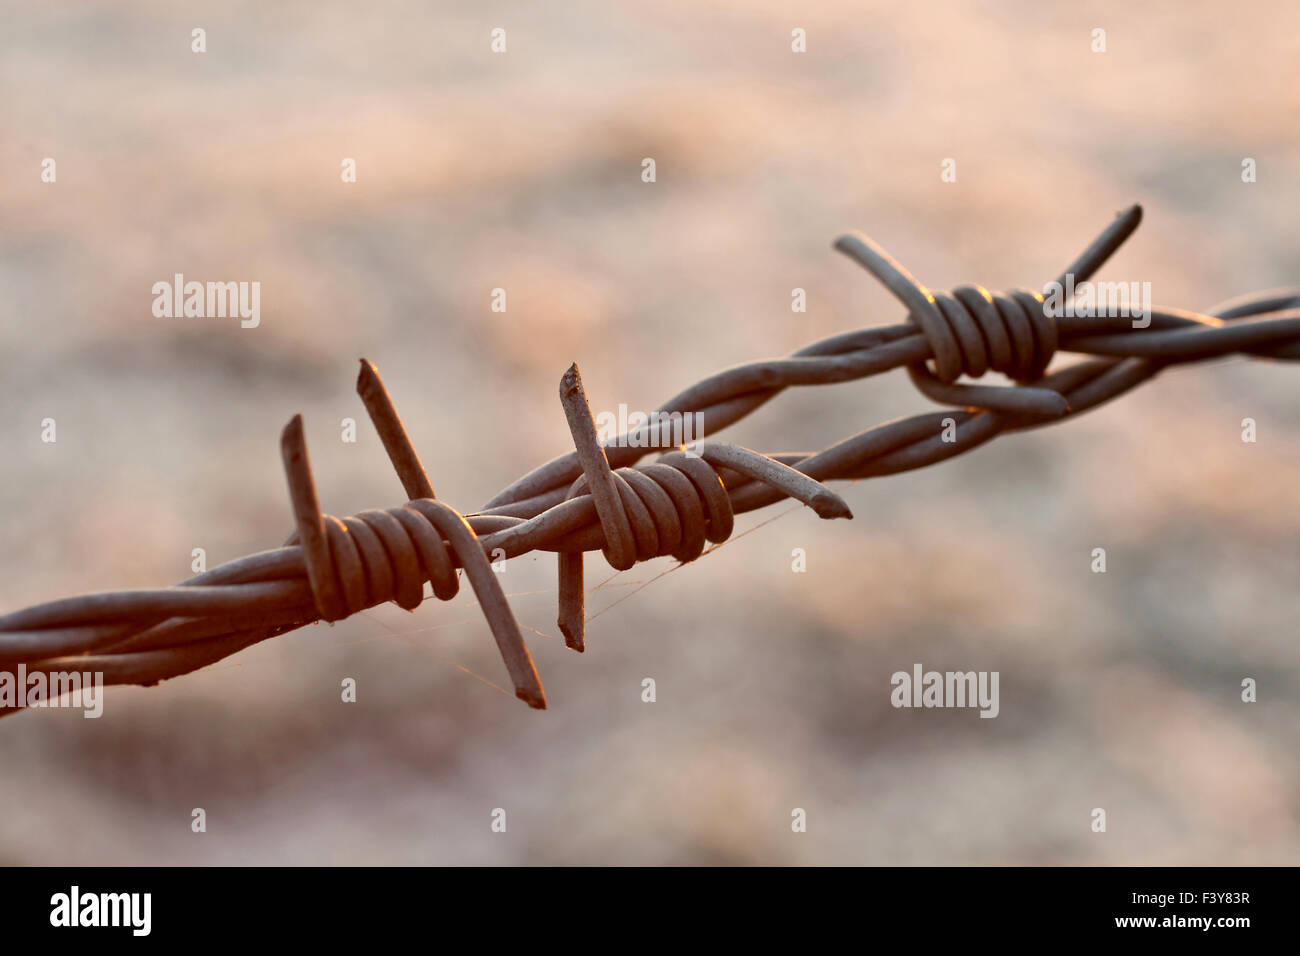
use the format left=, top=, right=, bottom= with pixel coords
left=1, top=0, right=1298, bottom=864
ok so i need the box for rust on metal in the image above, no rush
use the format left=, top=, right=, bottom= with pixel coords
left=4, top=205, right=1300, bottom=715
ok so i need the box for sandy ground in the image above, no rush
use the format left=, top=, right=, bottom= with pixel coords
left=1, top=0, right=1298, bottom=864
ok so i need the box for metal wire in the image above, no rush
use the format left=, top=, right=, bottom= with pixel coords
left=4, top=204, right=1299, bottom=714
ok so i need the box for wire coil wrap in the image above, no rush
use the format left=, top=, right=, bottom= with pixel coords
left=567, top=461, right=728, bottom=567
left=833, top=231, right=1069, bottom=418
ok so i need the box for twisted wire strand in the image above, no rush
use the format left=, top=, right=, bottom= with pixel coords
left=4, top=203, right=1300, bottom=716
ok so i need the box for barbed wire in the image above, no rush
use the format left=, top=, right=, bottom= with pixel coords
left=3, top=204, right=1299, bottom=715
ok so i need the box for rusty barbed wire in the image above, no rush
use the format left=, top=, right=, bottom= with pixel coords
left=4, top=203, right=1299, bottom=715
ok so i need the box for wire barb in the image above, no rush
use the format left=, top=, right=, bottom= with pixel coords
left=356, top=359, right=436, bottom=501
